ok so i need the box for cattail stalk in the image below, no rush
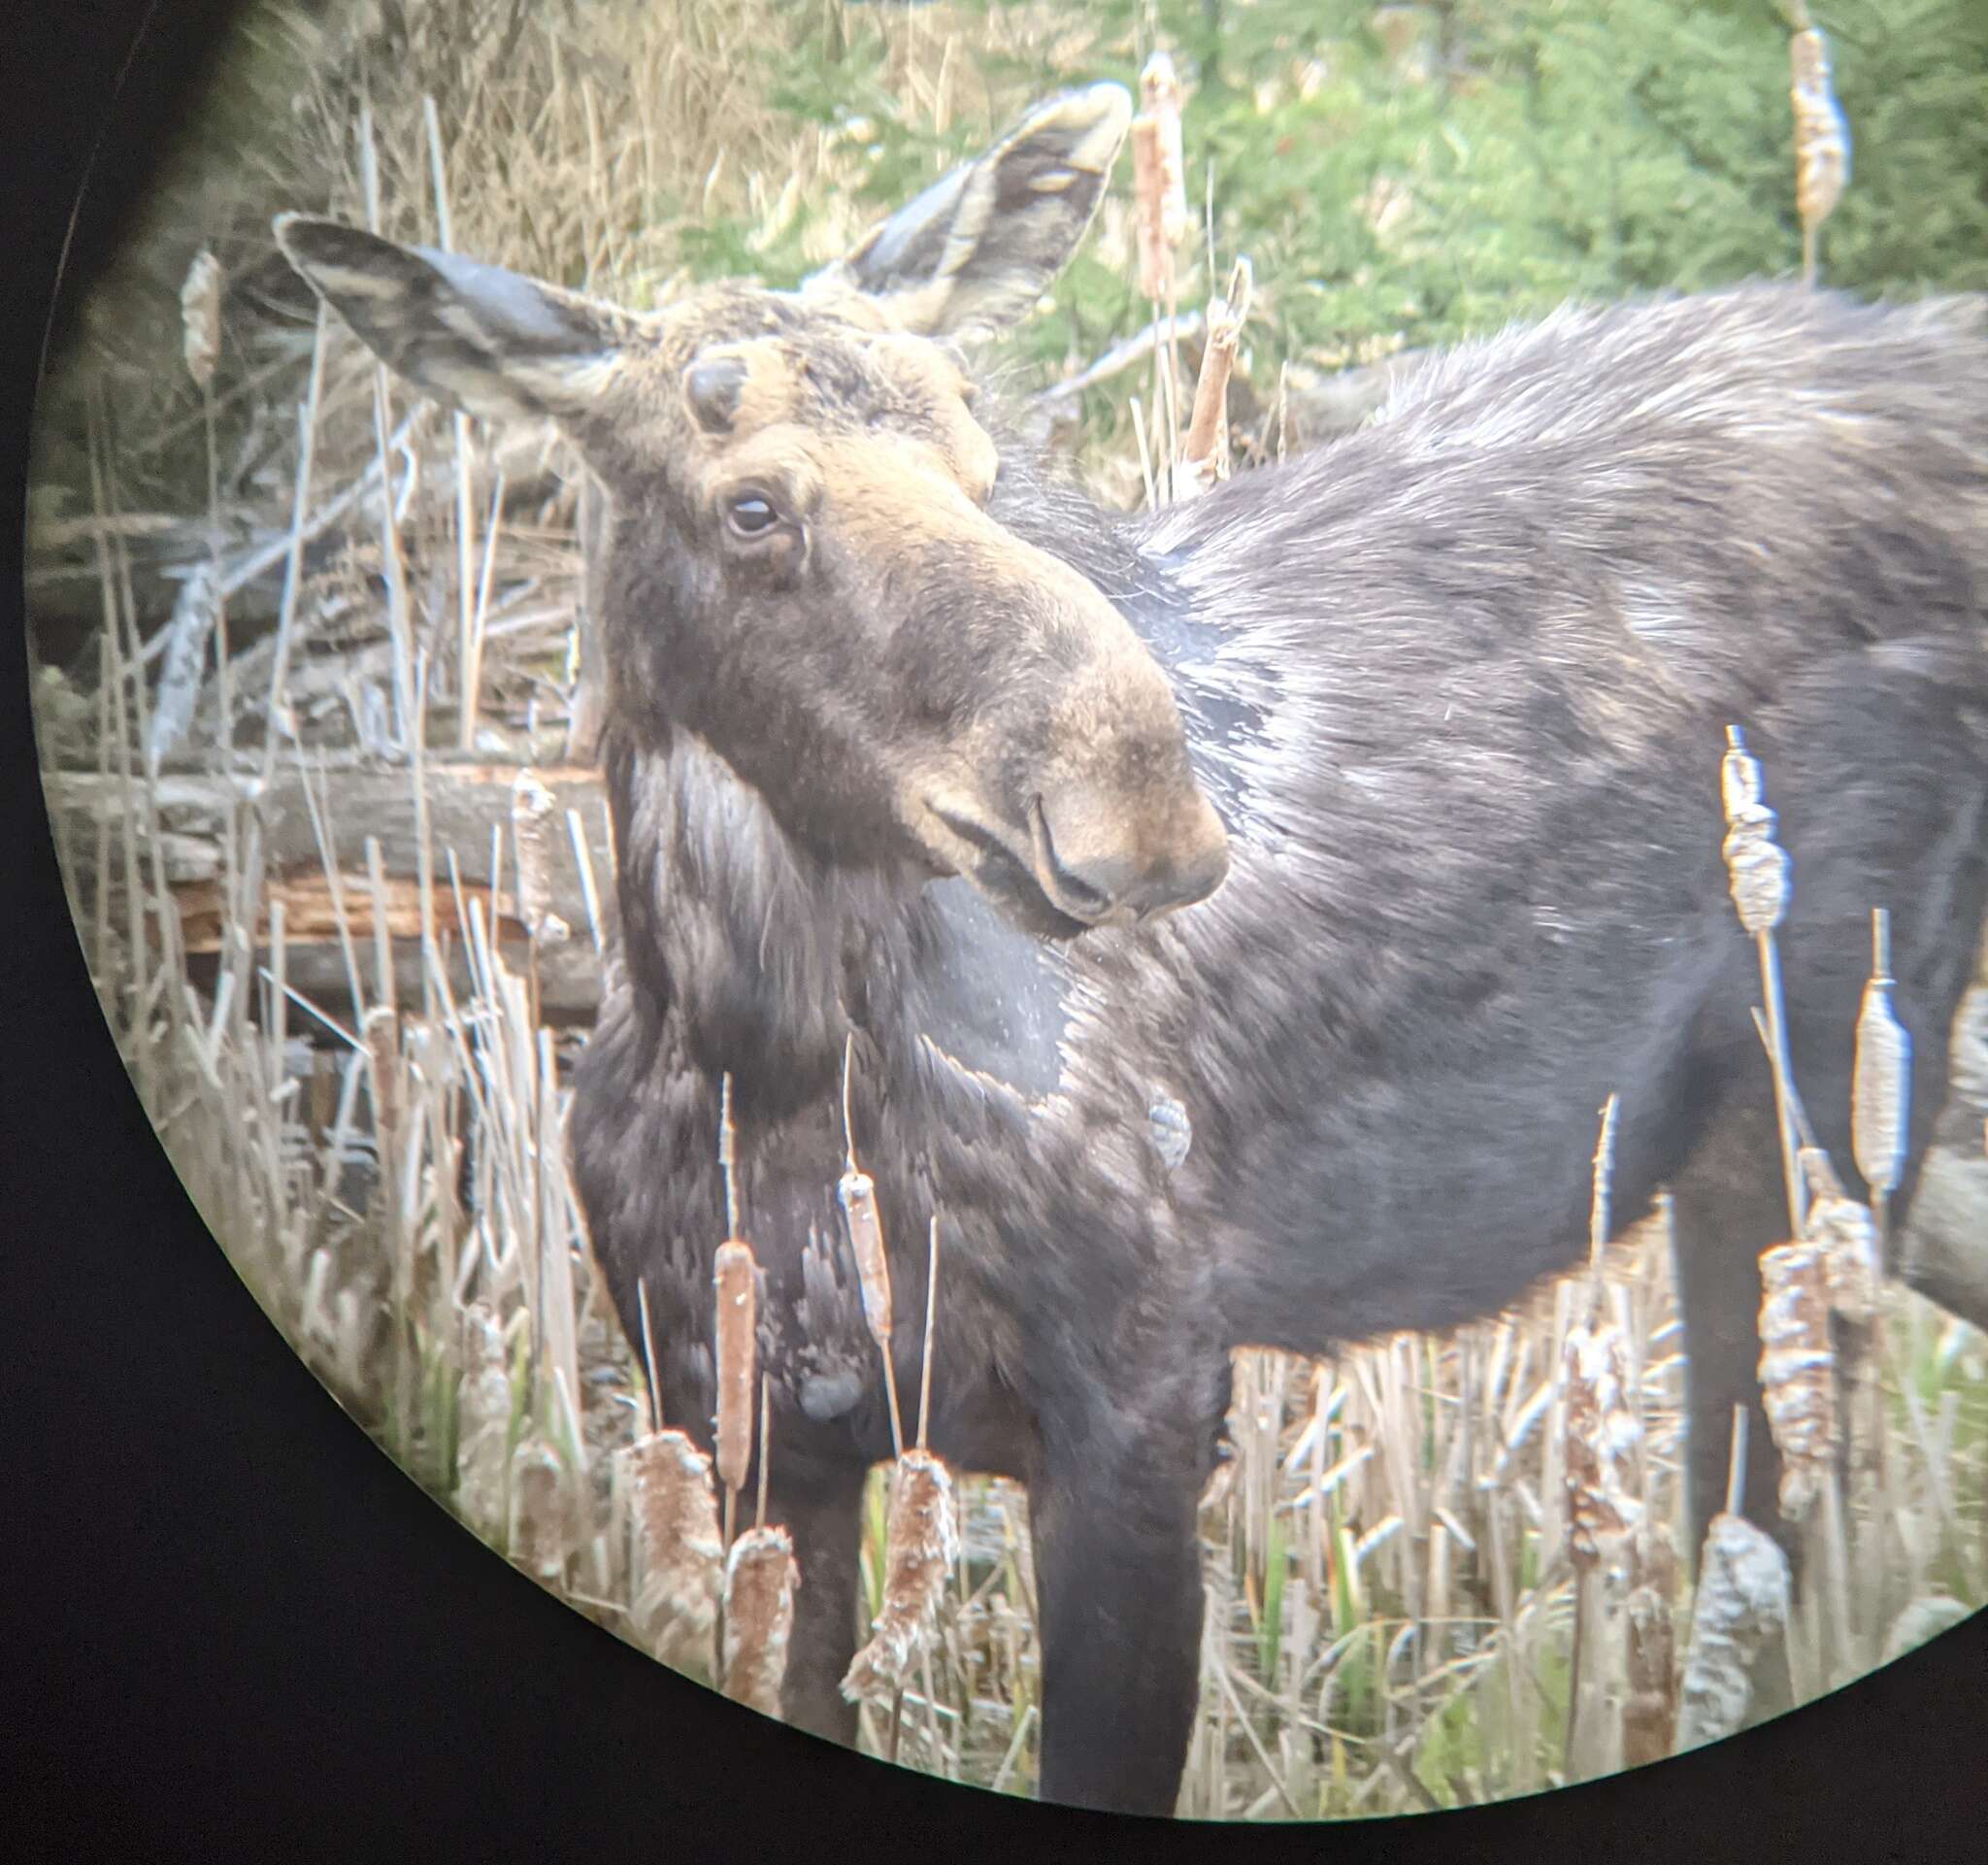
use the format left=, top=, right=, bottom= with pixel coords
left=837, top=1036, right=904, bottom=1455
left=1562, top=1096, right=1639, bottom=1780
left=917, top=1213, right=940, bottom=1449
left=180, top=248, right=230, bottom=752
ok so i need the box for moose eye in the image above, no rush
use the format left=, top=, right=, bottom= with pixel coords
left=725, top=493, right=779, bottom=540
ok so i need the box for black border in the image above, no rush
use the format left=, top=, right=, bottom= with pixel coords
left=4, top=4, right=1982, bottom=1858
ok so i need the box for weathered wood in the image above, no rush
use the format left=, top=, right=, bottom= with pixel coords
left=43, top=757, right=615, bottom=1025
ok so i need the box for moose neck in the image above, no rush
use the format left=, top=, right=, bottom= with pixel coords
left=600, top=726, right=913, bottom=1118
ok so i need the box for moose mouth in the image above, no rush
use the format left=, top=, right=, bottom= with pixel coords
left=925, top=801, right=1097, bottom=942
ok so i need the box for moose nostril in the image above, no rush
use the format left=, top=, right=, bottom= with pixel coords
left=1030, top=796, right=1229, bottom=924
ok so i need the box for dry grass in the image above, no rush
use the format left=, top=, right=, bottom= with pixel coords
left=27, top=0, right=1988, bottom=1823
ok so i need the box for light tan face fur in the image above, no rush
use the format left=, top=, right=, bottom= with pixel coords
left=575, top=292, right=1228, bottom=934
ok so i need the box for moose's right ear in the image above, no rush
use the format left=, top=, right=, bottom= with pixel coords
left=806, top=82, right=1133, bottom=340
left=273, top=216, right=638, bottom=427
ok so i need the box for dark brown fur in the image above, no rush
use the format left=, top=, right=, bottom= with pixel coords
left=277, top=86, right=1988, bottom=1815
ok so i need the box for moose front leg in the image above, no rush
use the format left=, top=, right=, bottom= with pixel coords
left=1026, top=1437, right=1212, bottom=1816
left=769, top=1476, right=867, bottom=1750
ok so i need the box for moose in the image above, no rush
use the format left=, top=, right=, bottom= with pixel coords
left=276, top=83, right=1988, bottom=1815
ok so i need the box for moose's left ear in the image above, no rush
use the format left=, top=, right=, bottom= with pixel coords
left=805, top=82, right=1132, bottom=340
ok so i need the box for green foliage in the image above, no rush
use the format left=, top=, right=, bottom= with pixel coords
left=662, top=0, right=1983, bottom=396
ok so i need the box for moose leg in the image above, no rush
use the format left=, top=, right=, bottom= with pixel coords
left=772, top=1475, right=867, bottom=1750
left=1025, top=1351, right=1224, bottom=1820
left=1668, top=1094, right=1797, bottom=1721
left=1026, top=1432, right=1211, bottom=1816
left=1669, top=1095, right=1790, bottom=1561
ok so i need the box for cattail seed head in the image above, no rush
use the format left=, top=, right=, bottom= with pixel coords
left=1722, top=806, right=1789, bottom=936
left=1790, top=30, right=1850, bottom=233
left=362, top=1002, right=400, bottom=1158
left=1800, top=1149, right=1881, bottom=1323
left=1675, top=1513, right=1792, bottom=1750
left=1562, top=1314, right=1644, bottom=1564
left=454, top=1301, right=513, bottom=1545
left=507, top=1437, right=572, bottom=1585
left=1622, top=1523, right=1678, bottom=1768
left=1756, top=1240, right=1837, bottom=1518
left=838, top=1166, right=893, bottom=1347
left=840, top=1449, right=960, bottom=1705
left=181, top=249, right=222, bottom=389
left=722, top=1524, right=798, bottom=1717
left=1852, top=964, right=1910, bottom=1204
left=712, top=1240, right=758, bottom=1496
left=1130, top=51, right=1187, bottom=301
left=1719, top=733, right=1764, bottom=821
left=510, top=768, right=571, bottom=946
left=623, top=1428, right=723, bottom=1676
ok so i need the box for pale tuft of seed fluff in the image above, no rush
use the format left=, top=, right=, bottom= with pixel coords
left=453, top=1301, right=513, bottom=1545
left=1675, top=1514, right=1791, bottom=1750
left=181, top=249, right=222, bottom=389
left=722, top=1525, right=799, bottom=1718
left=1756, top=1240, right=1837, bottom=1519
left=840, top=1449, right=960, bottom=1705
left=622, top=1428, right=723, bottom=1678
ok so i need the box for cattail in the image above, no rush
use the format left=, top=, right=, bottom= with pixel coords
left=1790, top=29, right=1850, bottom=285
left=722, top=1525, right=799, bottom=1717
left=1719, top=783, right=1787, bottom=941
left=712, top=1073, right=759, bottom=1531
left=1562, top=1315, right=1643, bottom=1562
left=507, top=1436, right=571, bottom=1585
left=1799, top=1148, right=1880, bottom=1326
left=622, top=1429, right=724, bottom=1676
left=454, top=1301, right=513, bottom=1545
left=1720, top=728, right=1804, bottom=1236
left=1882, top=1595, right=1972, bottom=1665
left=837, top=1036, right=903, bottom=1455
left=840, top=1449, right=960, bottom=1705
left=1675, top=1513, right=1791, bottom=1750
left=1852, top=910, right=1909, bottom=1231
left=712, top=1240, right=758, bottom=1500
left=1180, top=257, right=1253, bottom=490
left=1622, top=1523, right=1679, bottom=1767
left=1131, top=51, right=1188, bottom=301
left=363, top=1002, right=401, bottom=1161
left=1756, top=1240, right=1837, bottom=1519
left=180, top=248, right=222, bottom=389
left=1564, top=1094, right=1641, bottom=1559
left=510, top=768, right=571, bottom=946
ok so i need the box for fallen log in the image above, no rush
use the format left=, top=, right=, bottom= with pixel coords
left=43, top=755, right=615, bottom=1026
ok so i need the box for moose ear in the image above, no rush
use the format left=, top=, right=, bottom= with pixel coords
left=273, top=215, right=637, bottom=426
left=806, top=82, right=1132, bottom=339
